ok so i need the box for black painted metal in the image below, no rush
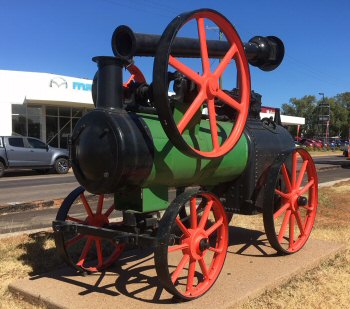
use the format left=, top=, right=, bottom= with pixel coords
left=92, top=56, right=125, bottom=109
left=53, top=220, right=156, bottom=243
left=112, top=25, right=284, bottom=71
left=221, top=117, right=295, bottom=215
left=71, top=109, right=154, bottom=194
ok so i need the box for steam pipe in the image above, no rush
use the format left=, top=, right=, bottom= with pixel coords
left=92, top=56, right=124, bottom=109
left=112, top=25, right=284, bottom=71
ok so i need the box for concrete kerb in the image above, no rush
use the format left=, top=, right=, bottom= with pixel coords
left=0, top=199, right=64, bottom=215
left=0, top=194, right=107, bottom=215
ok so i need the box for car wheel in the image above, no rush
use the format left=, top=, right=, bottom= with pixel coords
left=54, top=158, right=69, bottom=174
left=0, top=161, right=5, bottom=177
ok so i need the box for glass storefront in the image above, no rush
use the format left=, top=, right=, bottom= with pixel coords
left=12, top=105, right=41, bottom=138
left=46, top=106, right=85, bottom=148
left=12, top=104, right=89, bottom=148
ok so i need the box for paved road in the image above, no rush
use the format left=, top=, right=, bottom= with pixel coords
left=0, top=172, right=79, bottom=205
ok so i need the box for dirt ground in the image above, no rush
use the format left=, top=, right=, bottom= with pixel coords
left=0, top=181, right=349, bottom=309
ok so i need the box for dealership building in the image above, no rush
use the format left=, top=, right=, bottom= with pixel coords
left=0, top=70, right=304, bottom=149
left=0, top=70, right=94, bottom=149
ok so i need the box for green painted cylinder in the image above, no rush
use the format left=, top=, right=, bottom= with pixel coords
left=140, top=113, right=248, bottom=188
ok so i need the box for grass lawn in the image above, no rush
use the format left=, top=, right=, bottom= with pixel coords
left=0, top=181, right=349, bottom=308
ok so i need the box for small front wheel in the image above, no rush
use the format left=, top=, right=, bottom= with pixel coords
left=54, top=186, right=124, bottom=272
left=54, top=157, right=69, bottom=174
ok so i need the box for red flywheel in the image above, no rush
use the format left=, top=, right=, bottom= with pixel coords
left=153, top=9, right=251, bottom=158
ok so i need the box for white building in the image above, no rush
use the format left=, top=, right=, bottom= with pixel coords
left=0, top=70, right=94, bottom=148
left=0, top=70, right=305, bottom=149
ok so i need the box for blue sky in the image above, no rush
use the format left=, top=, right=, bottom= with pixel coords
left=1, top=0, right=349, bottom=107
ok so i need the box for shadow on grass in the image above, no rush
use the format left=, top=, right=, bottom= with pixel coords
left=17, top=231, right=64, bottom=276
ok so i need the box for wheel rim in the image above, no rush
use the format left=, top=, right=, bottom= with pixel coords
left=155, top=191, right=228, bottom=299
left=153, top=9, right=250, bottom=159
left=55, top=187, right=124, bottom=272
left=267, top=149, right=318, bottom=253
left=57, top=159, right=68, bottom=173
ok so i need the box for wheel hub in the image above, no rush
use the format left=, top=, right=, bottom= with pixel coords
left=182, top=229, right=210, bottom=260
left=297, top=196, right=308, bottom=206
left=199, top=238, right=210, bottom=252
left=86, top=214, right=109, bottom=227
left=205, top=76, right=219, bottom=99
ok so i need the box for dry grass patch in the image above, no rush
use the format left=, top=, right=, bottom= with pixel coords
left=241, top=181, right=350, bottom=309
left=0, top=232, right=61, bottom=309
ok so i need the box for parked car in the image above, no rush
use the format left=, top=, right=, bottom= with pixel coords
left=0, top=136, right=69, bottom=177
left=300, top=138, right=315, bottom=148
left=294, top=141, right=306, bottom=148
left=313, top=139, right=323, bottom=148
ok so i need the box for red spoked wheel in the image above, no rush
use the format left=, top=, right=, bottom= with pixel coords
left=263, top=149, right=318, bottom=254
left=153, top=9, right=250, bottom=158
left=155, top=191, right=228, bottom=300
left=92, top=64, right=146, bottom=106
left=54, top=186, right=124, bottom=272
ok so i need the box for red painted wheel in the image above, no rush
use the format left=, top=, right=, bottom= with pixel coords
left=155, top=191, right=228, bottom=300
left=54, top=186, right=124, bottom=272
left=153, top=9, right=250, bottom=158
left=92, top=64, right=146, bottom=106
left=263, top=149, right=318, bottom=254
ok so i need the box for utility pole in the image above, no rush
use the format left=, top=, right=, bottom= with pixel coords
left=318, top=92, right=330, bottom=145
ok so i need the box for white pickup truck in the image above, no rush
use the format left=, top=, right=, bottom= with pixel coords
left=0, top=136, right=69, bottom=177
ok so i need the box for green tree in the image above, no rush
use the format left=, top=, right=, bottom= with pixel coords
left=281, top=95, right=317, bottom=137
left=333, top=92, right=350, bottom=139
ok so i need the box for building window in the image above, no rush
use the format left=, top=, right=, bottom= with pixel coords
left=46, top=106, right=88, bottom=148
left=27, top=106, right=41, bottom=138
left=12, top=105, right=41, bottom=138
left=12, top=104, right=88, bottom=149
left=12, top=104, right=27, bottom=136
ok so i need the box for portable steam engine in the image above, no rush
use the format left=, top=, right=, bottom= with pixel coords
left=52, top=9, right=318, bottom=300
